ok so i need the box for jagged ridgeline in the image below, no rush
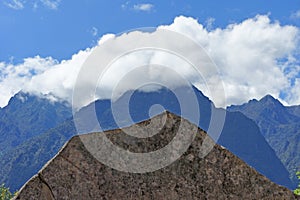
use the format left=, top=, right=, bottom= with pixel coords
left=0, top=87, right=295, bottom=192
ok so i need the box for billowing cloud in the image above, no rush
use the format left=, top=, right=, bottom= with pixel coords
left=4, top=0, right=24, bottom=10
left=133, top=3, right=154, bottom=12
left=0, top=56, right=57, bottom=106
left=0, top=15, right=299, bottom=108
left=162, top=15, right=299, bottom=105
left=24, top=49, right=92, bottom=104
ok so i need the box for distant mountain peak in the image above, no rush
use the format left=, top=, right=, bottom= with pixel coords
left=7, top=91, right=70, bottom=109
left=259, top=94, right=284, bottom=107
left=227, top=93, right=300, bottom=188
left=260, top=94, right=275, bottom=100
left=9, top=91, right=43, bottom=105
left=228, top=94, right=284, bottom=110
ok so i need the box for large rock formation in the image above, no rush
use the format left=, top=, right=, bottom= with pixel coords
left=15, top=112, right=297, bottom=199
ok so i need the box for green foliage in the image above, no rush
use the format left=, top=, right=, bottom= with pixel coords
left=294, top=171, right=300, bottom=196
left=0, top=184, right=16, bottom=200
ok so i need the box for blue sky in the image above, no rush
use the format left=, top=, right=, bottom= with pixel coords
left=1, top=0, right=299, bottom=63
left=0, top=0, right=300, bottom=108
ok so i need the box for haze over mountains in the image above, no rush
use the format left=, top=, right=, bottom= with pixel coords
left=0, top=86, right=297, bottom=192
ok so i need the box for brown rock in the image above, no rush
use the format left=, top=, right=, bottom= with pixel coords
left=15, top=112, right=298, bottom=199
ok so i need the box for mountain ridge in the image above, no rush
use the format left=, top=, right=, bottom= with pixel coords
left=0, top=92, right=72, bottom=191
left=228, top=94, right=300, bottom=186
left=0, top=87, right=294, bottom=191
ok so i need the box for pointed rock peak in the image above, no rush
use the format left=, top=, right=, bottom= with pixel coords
left=259, top=94, right=283, bottom=107
left=16, top=112, right=297, bottom=199
left=2, top=91, right=71, bottom=115
left=133, top=110, right=193, bottom=129
left=153, top=110, right=176, bottom=118
left=260, top=94, right=275, bottom=101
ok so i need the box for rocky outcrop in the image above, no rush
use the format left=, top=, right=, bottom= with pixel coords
left=15, top=112, right=298, bottom=199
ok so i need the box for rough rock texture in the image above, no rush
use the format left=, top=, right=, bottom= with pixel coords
left=15, top=112, right=298, bottom=199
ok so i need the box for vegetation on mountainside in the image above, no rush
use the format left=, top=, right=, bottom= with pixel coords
left=0, top=183, right=16, bottom=200
left=294, top=171, right=300, bottom=195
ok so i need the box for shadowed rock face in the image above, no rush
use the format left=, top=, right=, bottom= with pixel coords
left=15, top=112, right=297, bottom=200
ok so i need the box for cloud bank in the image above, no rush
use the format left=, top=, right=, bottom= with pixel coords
left=0, top=15, right=299, bottom=108
left=162, top=15, right=299, bottom=105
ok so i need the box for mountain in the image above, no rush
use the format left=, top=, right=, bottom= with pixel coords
left=0, top=120, right=76, bottom=191
left=1, top=86, right=293, bottom=192
left=74, top=87, right=212, bottom=133
left=0, top=92, right=72, bottom=154
left=228, top=95, right=300, bottom=185
left=0, top=92, right=72, bottom=191
left=287, top=105, right=300, bottom=117
left=15, top=112, right=297, bottom=199
left=76, top=87, right=293, bottom=188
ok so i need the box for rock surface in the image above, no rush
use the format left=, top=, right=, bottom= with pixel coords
left=15, top=112, right=298, bottom=199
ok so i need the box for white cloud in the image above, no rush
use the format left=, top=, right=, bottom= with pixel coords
left=4, top=0, right=24, bottom=10
left=0, top=15, right=299, bottom=108
left=133, top=3, right=154, bottom=12
left=97, top=33, right=115, bottom=45
left=40, top=0, right=61, bottom=10
left=24, top=49, right=92, bottom=104
left=291, top=10, right=300, bottom=19
left=0, top=56, right=57, bottom=106
left=162, top=15, right=299, bottom=105
left=122, top=2, right=154, bottom=12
